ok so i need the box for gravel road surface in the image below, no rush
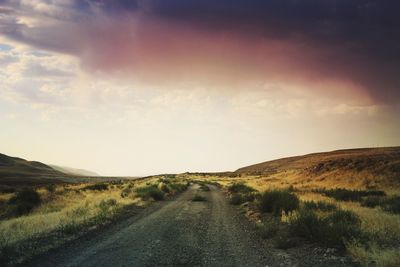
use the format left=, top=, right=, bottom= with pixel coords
left=26, top=185, right=277, bottom=267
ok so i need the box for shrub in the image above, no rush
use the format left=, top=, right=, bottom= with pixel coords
left=289, top=208, right=324, bottom=240
left=99, top=199, right=117, bottom=211
left=315, top=188, right=385, bottom=202
left=257, top=220, right=279, bottom=239
left=83, top=183, right=108, bottom=191
left=381, top=196, right=400, bottom=214
left=229, top=194, right=244, bottom=205
left=227, top=183, right=256, bottom=194
left=158, top=183, right=170, bottom=193
left=120, top=188, right=132, bottom=198
left=289, top=208, right=362, bottom=248
left=136, top=185, right=165, bottom=201
left=95, top=199, right=119, bottom=224
left=45, top=184, right=56, bottom=193
left=303, top=200, right=337, bottom=212
left=257, top=189, right=299, bottom=216
left=168, top=183, right=188, bottom=194
left=360, top=196, right=382, bottom=208
left=8, top=188, right=41, bottom=215
left=324, top=210, right=362, bottom=247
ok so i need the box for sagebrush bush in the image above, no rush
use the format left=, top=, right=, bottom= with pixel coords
left=257, top=189, right=299, bottom=216
left=83, top=183, right=108, bottom=191
left=303, top=200, right=337, bottom=212
left=120, top=188, right=132, bottom=198
left=136, top=185, right=164, bottom=201
left=8, top=188, right=41, bottom=215
left=315, top=188, right=385, bottom=202
left=158, top=183, right=170, bottom=193
left=229, top=194, right=244, bottom=205
left=168, top=183, right=188, bottom=194
left=381, top=196, right=400, bottom=214
left=95, top=199, right=119, bottom=224
left=289, top=208, right=362, bottom=248
left=324, top=209, right=362, bottom=247
left=360, top=196, right=382, bottom=208
left=227, top=183, right=256, bottom=194
left=45, top=184, right=56, bottom=193
left=257, top=220, right=279, bottom=239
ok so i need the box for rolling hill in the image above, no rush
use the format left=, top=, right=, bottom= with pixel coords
left=235, top=147, right=400, bottom=190
left=0, top=153, right=67, bottom=185
left=50, top=165, right=99, bottom=176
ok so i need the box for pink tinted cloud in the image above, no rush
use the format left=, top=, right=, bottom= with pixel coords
left=70, top=15, right=369, bottom=103
left=1, top=7, right=372, bottom=103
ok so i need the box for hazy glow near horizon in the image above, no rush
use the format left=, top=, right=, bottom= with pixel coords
left=1, top=1, right=399, bottom=176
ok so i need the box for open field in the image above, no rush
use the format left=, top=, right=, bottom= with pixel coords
left=0, top=147, right=399, bottom=266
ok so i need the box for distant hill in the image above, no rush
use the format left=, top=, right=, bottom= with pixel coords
left=50, top=165, right=99, bottom=176
left=0, top=153, right=67, bottom=185
left=0, top=153, right=133, bottom=186
left=235, top=147, right=400, bottom=190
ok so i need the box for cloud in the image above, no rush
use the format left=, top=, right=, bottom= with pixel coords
left=0, top=0, right=399, bottom=105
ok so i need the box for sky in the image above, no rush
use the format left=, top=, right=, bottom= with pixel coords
left=0, top=0, right=399, bottom=176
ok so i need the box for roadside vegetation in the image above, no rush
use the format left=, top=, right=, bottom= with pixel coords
left=0, top=176, right=189, bottom=266
left=188, top=173, right=400, bottom=267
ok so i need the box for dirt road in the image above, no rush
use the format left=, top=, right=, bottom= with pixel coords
left=26, top=185, right=276, bottom=267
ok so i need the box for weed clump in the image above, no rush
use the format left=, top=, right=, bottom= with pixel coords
left=257, top=189, right=299, bottom=216
left=8, top=188, right=41, bottom=215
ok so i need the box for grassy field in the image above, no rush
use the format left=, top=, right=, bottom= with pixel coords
left=0, top=175, right=189, bottom=266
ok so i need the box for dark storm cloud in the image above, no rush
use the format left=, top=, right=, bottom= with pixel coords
left=1, top=0, right=400, bottom=103
left=85, top=0, right=400, bottom=103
